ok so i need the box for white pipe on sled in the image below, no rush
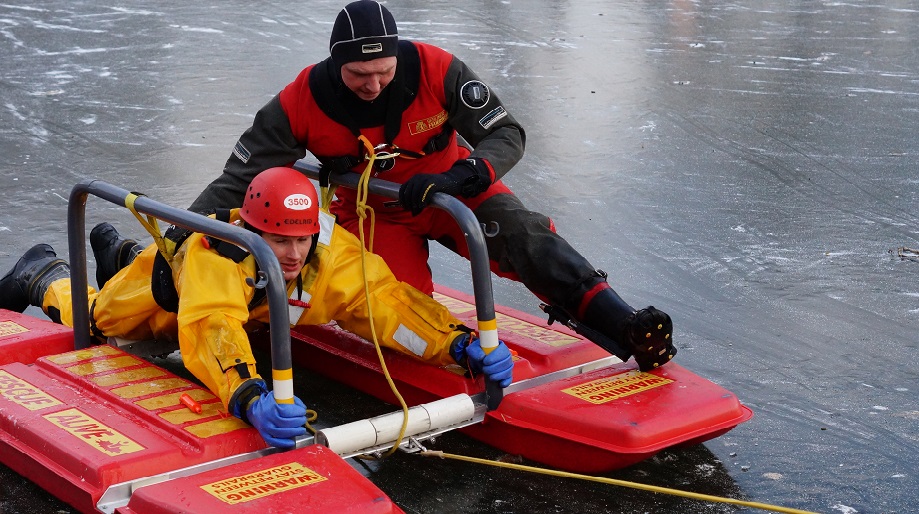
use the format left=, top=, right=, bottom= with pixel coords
left=316, top=394, right=476, bottom=455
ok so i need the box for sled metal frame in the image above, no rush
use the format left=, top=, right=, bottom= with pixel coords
left=293, top=159, right=504, bottom=408
left=96, top=395, right=488, bottom=513
left=66, top=180, right=295, bottom=377
left=67, top=173, right=506, bottom=511
left=292, top=159, right=496, bottom=332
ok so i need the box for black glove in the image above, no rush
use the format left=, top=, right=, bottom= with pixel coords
left=318, top=157, right=355, bottom=189
left=398, top=159, right=488, bottom=216
left=319, top=156, right=355, bottom=176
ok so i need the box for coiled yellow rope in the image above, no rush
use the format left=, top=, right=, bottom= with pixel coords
left=420, top=451, right=818, bottom=514
left=349, top=136, right=411, bottom=459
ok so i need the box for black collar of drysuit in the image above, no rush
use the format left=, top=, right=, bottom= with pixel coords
left=310, top=40, right=420, bottom=143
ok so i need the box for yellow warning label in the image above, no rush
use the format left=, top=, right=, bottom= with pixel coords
left=201, top=462, right=328, bottom=504
left=47, top=344, right=120, bottom=365
left=92, top=366, right=167, bottom=387
left=433, top=293, right=581, bottom=347
left=160, top=402, right=222, bottom=425
left=562, top=371, right=674, bottom=404
left=433, top=292, right=474, bottom=314
left=43, top=408, right=145, bottom=456
left=67, top=354, right=144, bottom=376
left=0, top=320, right=28, bottom=338
left=184, top=416, right=250, bottom=438
left=495, top=313, right=580, bottom=347
left=112, top=378, right=191, bottom=399
left=0, top=370, right=63, bottom=411
left=135, top=388, right=215, bottom=411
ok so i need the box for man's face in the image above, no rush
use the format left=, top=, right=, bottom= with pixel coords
left=340, top=56, right=397, bottom=101
left=261, top=233, right=315, bottom=281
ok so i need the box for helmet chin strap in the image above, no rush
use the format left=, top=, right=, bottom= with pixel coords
left=241, top=220, right=261, bottom=235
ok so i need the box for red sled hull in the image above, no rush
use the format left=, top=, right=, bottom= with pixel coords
left=279, top=285, right=752, bottom=473
left=0, top=309, right=402, bottom=514
left=114, top=444, right=403, bottom=514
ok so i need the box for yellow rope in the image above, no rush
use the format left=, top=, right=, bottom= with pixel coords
left=322, top=152, right=810, bottom=514
left=326, top=146, right=807, bottom=514
left=124, top=192, right=171, bottom=261
left=420, top=451, right=819, bottom=514
left=351, top=136, right=410, bottom=459
left=304, top=409, right=319, bottom=435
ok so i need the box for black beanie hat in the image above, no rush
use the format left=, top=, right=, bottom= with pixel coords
left=329, top=1, right=398, bottom=67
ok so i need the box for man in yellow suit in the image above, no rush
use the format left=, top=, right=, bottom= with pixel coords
left=0, top=166, right=513, bottom=448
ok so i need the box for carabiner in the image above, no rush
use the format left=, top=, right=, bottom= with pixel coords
left=370, top=143, right=400, bottom=171
left=372, top=143, right=402, bottom=160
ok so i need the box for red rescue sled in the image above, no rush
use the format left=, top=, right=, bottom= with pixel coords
left=0, top=309, right=403, bottom=514
left=277, top=285, right=753, bottom=473
left=278, top=160, right=752, bottom=472
left=0, top=176, right=752, bottom=513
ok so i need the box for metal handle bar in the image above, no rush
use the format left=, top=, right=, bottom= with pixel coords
left=292, top=159, right=503, bottom=409
left=67, top=180, right=295, bottom=401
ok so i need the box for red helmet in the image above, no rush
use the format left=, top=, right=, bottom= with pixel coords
left=240, top=167, right=320, bottom=236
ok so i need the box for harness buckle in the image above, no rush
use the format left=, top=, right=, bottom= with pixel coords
left=369, top=143, right=399, bottom=171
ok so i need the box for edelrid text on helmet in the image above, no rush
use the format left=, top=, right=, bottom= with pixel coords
left=240, top=167, right=320, bottom=237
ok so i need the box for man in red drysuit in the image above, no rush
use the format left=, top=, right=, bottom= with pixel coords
left=188, top=1, right=676, bottom=371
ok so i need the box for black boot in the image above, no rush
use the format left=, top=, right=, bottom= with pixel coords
left=90, top=222, right=140, bottom=288
left=0, top=244, right=70, bottom=313
left=623, top=306, right=676, bottom=371
left=579, top=286, right=677, bottom=371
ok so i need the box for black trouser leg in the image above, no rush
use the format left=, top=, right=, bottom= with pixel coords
left=471, top=193, right=631, bottom=315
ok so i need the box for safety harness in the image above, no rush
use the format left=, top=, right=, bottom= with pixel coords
left=148, top=209, right=253, bottom=313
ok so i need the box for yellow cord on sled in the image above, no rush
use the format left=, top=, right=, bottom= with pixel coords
left=332, top=135, right=412, bottom=459
left=421, top=451, right=817, bottom=514
left=124, top=192, right=172, bottom=261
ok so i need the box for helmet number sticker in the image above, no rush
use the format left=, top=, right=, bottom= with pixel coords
left=284, top=194, right=312, bottom=210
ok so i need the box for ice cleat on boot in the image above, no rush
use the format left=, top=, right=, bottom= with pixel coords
left=542, top=283, right=677, bottom=372
left=0, top=244, right=70, bottom=313
left=625, top=306, right=676, bottom=371
left=90, top=222, right=140, bottom=288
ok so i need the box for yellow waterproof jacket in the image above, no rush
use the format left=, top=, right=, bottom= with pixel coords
left=46, top=210, right=464, bottom=409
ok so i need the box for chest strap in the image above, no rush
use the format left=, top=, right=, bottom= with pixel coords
left=151, top=209, right=252, bottom=313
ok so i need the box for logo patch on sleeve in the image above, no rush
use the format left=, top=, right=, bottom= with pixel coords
left=233, top=141, right=251, bottom=163
left=460, top=80, right=490, bottom=109
left=478, top=106, right=507, bottom=130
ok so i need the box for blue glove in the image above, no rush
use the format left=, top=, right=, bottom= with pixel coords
left=451, top=334, right=514, bottom=388
left=246, top=391, right=307, bottom=449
